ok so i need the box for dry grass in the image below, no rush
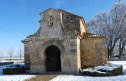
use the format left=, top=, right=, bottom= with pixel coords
left=25, top=74, right=58, bottom=81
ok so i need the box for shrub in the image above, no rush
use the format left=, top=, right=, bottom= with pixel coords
left=82, top=65, right=95, bottom=69
left=3, top=67, right=26, bottom=74
left=109, top=65, right=123, bottom=76
left=0, top=62, right=14, bottom=66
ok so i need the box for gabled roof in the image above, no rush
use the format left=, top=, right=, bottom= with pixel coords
left=40, top=8, right=57, bottom=15
left=27, top=27, right=41, bottom=38
left=58, top=9, right=83, bottom=18
left=40, top=8, right=89, bottom=32
left=58, top=9, right=88, bottom=32
left=78, top=32, right=104, bottom=39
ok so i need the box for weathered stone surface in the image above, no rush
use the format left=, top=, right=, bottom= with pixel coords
left=81, top=64, right=123, bottom=76
left=80, top=38, right=107, bottom=68
left=22, top=8, right=107, bottom=74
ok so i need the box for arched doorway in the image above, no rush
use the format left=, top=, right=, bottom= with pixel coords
left=45, top=45, right=61, bottom=72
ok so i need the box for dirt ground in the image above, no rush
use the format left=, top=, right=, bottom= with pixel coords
left=25, top=74, right=58, bottom=81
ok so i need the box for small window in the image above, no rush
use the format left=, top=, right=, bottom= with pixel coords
left=48, top=15, right=54, bottom=27
left=49, top=22, right=53, bottom=27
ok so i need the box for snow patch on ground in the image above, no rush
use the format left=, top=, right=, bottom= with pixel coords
left=109, top=61, right=126, bottom=70
left=51, top=75, right=126, bottom=81
left=0, top=75, right=35, bottom=81
left=51, top=61, right=126, bottom=81
left=82, top=64, right=121, bottom=72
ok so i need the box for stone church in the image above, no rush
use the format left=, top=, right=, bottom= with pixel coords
left=22, top=9, right=107, bottom=73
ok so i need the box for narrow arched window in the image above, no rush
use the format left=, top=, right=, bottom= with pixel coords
left=48, top=15, right=54, bottom=27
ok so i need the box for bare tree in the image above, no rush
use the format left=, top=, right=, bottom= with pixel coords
left=119, top=27, right=126, bottom=58
left=88, top=3, right=126, bottom=58
left=19, top=49, right=23, bottom=61
left=0, top=51, right=3, bottom=62
left=8, top=49, right=14, bottom=62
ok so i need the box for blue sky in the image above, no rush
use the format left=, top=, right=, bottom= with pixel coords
left=0, top=0, right=125, bottom=52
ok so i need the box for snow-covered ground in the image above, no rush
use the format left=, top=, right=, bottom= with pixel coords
left=0, top=75, right=34, bottom=81
left=109, top=61, right=126, bottom=71
left=0, top=65, right=35, bottom=81
left=1, top=58, right=24, bottom=64
left=51, top=61, right=126, bottom=81
left=0, top=61, right=126, bottom=81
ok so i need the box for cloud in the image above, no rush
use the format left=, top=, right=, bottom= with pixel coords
left=53, top=0, right=65, bottom=8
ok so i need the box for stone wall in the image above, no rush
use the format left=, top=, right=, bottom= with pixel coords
left=61, top=11, right=80, bottom=32
left=80, top=38, right=107, bottom=68
left=102, top=47, right=108, bottom=64
left=24, top=44, right=31, bottom=68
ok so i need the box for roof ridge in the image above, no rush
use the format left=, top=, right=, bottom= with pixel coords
left=58, top=9, right=83, bottom=18
left=79, top=32, right=104, bottom=39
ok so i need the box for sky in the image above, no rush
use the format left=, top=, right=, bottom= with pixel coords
left=0, top=0, right=126, bottom=55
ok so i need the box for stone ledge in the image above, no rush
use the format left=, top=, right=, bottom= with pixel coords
left=80, top=64, right=123, bottom=76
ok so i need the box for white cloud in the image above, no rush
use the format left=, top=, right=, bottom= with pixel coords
left=53, top=0, right=65, bottom=8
